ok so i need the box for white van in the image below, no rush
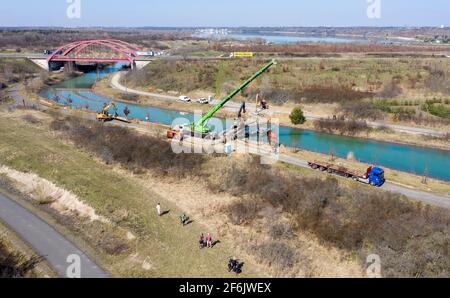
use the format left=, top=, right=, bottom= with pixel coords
left=179, top=96, right=191, bottom=102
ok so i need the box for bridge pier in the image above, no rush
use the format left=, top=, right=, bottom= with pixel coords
left=29, top=58, right=49, bottom=71
left=134, top=60, right=151, bottom=70
left=66, top=61, right=74, bottom=73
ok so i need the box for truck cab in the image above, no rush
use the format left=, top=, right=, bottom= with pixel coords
left=368, top=167, right=385, bottom=187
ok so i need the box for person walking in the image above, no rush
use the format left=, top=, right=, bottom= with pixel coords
left=199, top=234, right=205, bottom=249
left=180, top=214, right=189, bottom=226
left=156, top=203, right=161, bottom=217
left=123, top=106, right=130, bottom=118
left=206, top=233, right=213, bottom=248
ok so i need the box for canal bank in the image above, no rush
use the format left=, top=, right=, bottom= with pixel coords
left=38, top=64, right=450, bottom=182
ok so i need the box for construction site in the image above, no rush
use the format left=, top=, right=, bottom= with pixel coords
left=0, top=2, right=449, bottom=284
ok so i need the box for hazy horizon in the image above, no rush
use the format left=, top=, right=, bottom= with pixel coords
left=1, top=0, right=448, bottom=28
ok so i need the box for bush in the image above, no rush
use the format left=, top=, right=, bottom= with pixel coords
left=314, top=118, right=370, bottom=136
left=296, top=86, right=373, bottom=103
left=49, top=117, right=205, bottom=178
left=251, top=241, right=298, bottom=271
left=206, top=157, right=450, bottom=277
left=121, top=93, right=139, bottom=102
left=339, top=101, right=384, bottom=120
left=289, top=107, right=306, bottom=125
left=378, top=79, right=403, bottom=98
left=268, top=223, right=294, bottom=239
left=0, top=90, right=5, bottom=104
left=392, top=110, right=450, bottom=126
left=0, top=239, right=43, bottom=278
left=425, top=68, right=450, bottom=93
left=22, top=114, right=42, bottom=125
left=227, top=199, right=259, bottom=225
left=422, top=103, right=450, bottom=119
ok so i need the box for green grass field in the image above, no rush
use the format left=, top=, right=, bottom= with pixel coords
left=0, top=112, right=258, bottom=277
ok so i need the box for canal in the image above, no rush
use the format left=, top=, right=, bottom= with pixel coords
left=39, top=64, right=450, bottom=181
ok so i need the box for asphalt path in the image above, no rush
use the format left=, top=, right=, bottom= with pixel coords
left=0, top=193, right=109, bottom=278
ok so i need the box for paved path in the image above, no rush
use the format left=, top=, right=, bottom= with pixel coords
left=110, top=71, right=447, bottom=137
left=0, top=193, right=109, bottom=278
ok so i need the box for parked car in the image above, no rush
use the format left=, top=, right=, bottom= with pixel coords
left=179, top=96, right=191, bottom=102
left=197, top=97, right=210, bottom=104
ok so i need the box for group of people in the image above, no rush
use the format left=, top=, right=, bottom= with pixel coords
left=228, top=257, right=243, bottom=274
left=156, top=204, right=242, bottom=274
left=199, top=233, right=214, bottom=249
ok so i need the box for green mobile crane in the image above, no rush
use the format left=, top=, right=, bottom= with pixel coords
left=191, top=59, right=277, bottom=135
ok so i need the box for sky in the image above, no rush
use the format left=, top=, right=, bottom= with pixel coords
left=0, top=0, right=448, bottom=28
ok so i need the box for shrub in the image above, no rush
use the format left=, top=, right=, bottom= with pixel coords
left=251, top=241, right=298, bottom=271
left=268, top=223, right=294, bottom=239
left=227, top=199, right=260, bottom=225
left=339, top=101, right=384, bottom=120
left=289, top=107, right=306, bottom=125
left=0, top=239, right=43, bottom=278
left=378, top=79, right=403, bottom=98
left=49, top=117, right=205, bottom=178
left=425, top=68, right=450, bottom=93
left=422, top=103, right=450, bottom=119
left=121, top=93, right=139, bottom=102
left=207, top=157, right=450, bottom=277
left=392, top=111, right=450, bottom=126
left=0, top=90, right=5, bottom=104
left=314, top=118, right=370, bottom=136
left=22, top=114, right=42, bottom=125
left=296, top=86, right=373, bottom=103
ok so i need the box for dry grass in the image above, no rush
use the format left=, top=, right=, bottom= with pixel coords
left=0, top=237, right=43, bottom=278
left=2, top=108, right=449, bottom=277
left=0, top=110, right=257, bottom=277
left=204, top=156, right=450, bottom=277
left=0, top=166, right=108, bottom=223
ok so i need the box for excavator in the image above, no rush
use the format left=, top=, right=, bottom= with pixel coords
left=167, top=59, right=276, bottom=139
left=96, top=102, right=131, bottom=123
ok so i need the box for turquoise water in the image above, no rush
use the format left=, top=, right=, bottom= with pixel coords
left=227, top=33, right=366, bottom=44
left=195, top=32, right=368, bottom=44
left=39, top=65, right=450, bottom=181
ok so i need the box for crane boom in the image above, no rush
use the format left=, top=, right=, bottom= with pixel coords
left=193, top=59, right=276, bottom=134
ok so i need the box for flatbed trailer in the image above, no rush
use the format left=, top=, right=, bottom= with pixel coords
left=307, top=161, right=385, bottom=187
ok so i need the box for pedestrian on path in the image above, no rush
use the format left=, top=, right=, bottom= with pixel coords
left=156, top=203, right=161, bottom=217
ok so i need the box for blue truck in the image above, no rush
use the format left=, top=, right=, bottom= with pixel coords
left=307, top=161, right=385, bottom=187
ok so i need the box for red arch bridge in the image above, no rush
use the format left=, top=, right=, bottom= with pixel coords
left=46, top=39, right=150, bottom=70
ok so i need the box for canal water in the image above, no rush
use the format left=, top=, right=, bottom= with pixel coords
left=225, top=33, right=366, bottom=44
left=39, top=64, right=450, bottom=181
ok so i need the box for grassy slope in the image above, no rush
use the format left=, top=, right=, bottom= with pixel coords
left=0, top=112, right=259, bottom=277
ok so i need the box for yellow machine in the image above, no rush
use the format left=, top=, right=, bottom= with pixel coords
left=230, top=52, right=254, bottom=58
left=96, top=103, right=118, bottom=122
